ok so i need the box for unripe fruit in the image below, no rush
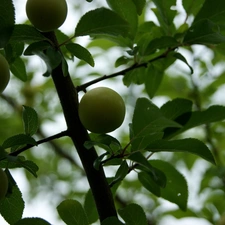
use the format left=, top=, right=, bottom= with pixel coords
left=79, top=87, right=126, bottom=133
left=0, top=54, right=10, bottom=94
left=0, top=168, right=8, bottom=200
left=26, top=0, right=68, bottom=32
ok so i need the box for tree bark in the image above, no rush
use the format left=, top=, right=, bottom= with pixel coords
left=47, top=32, right=117, bottom=222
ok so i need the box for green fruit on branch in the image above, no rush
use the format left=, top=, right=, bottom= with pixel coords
left=0, top=54, right=10, bottom=94
left=79, top=87, right=126, bottom=133
left=26, top=0, right=68, bottom=32
left=0, top=168, right=8, bottom=200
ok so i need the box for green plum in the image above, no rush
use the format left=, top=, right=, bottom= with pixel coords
left=0, top=54, right=10, bottom=94
left=79, top=87, right=126, bottom=133
left=26, top=0, right=68, bottom=32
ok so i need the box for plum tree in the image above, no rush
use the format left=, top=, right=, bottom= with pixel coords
left=0, top=168, right=8, bottom=200
left=0, top=54, right=10, bottom=94
left=26, top=0, right=68, bottom=32
left=79, top=87, right=126, bottom=133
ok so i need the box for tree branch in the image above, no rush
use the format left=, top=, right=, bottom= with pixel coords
left=76, top=48, right=172, bottom=92
left=9, top=130, right=68, bottom=156
left=45, top=31, right=117, bottom=222
left=1, top=94, right=80, bottom=167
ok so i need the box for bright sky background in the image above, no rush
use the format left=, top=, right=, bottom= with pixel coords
left=0, top=1, right=216, bottom=224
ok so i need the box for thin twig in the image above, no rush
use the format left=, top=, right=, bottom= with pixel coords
left=76, top=48, right=172, bottom=92
left=10, top=130, right=69, bottom=156
left=1, top=94, right=81, bottom=167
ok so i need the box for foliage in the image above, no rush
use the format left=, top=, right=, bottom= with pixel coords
left=0, top=0, right=225, bottom=224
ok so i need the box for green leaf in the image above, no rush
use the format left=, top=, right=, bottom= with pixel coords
left=24, top=41, right=51, bottom=56
left=106, top=0, right=138, bottom=37
left=118, top=203, right=148, bottom=225
left=5, top=42, right=24, bottom=62
left=130, top=152, right=167, bottom=188
left=115, top=56, right=131, bottom=68
left=0, top=0, right=15, bottom=48
left=109, top=160, right=129, bottom=186
left=169, top=105, right=225, bottom=138
left=0, top=156, right=39, bottom=177
left=131, top=0, right=146, bottom=15
left=123, top=67, right=146, bottom=86
left=193, top=0, right=225, bottom=26
left=9, top=57, right=27, bottom=82
left=66, top=43, right=94, bottom=67
left=102, top=217, right=124, bottom=225
left=22, top=106, right=39, bottom=136
left=138, top=171, right=161, bottom=196
left=57, top=199, right=89, bottom=225
left=2, top=134, right=37, bottom=150
left=93, top=153, right=108, bottom=170
left=172, top=52, right=193, bottom=74
left=131, top=132, right=164, bottom=151
left=75, top=8, right=130, bottom=38
left=132, top=98, right=181, bottom=136
left=136, top=21, right=164, bottom=56
left=147, top=138, right=216, bottom=164
left=0, top=183, right=24, bottom=224
left=160, top=98, right=193, bottom=120
left=150, top=160, right=188, bottom=211
left=129, top=152, right=155, bottom=174
left=144, top=36, right=179, bottom=55
left=14, top=218, right=51, bottom=225
left=9, top=24, right=47, bottom=43
left=152, top=0, right=177, bottom=34
left=182, top=0, right=205, bottom=17
left=85, top=133, right=121, bottom=153
left=26, top=45, right=62, bottom=76
left=183, top=19, right=225, bottom=45
left=18, top=160, right=38, bottom=178
left=144, top=64, right=164, bottom=98
left=84, top=190, right=98, bottom=224
left=13, top=157, right=39, bottom=177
